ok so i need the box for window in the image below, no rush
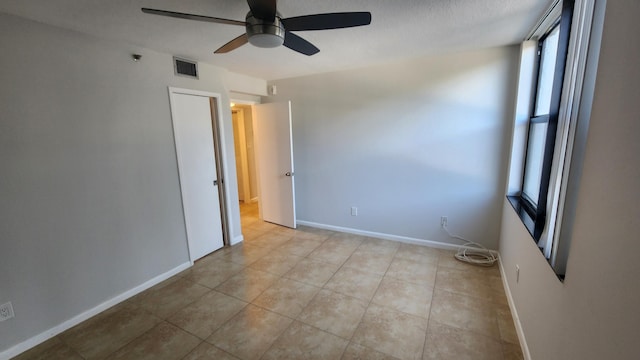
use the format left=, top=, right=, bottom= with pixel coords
left=511, top=1, right=574, bottom=240
left=521, top=26, right=560, bottom=208
left=507, top=0, right=602, bottom=278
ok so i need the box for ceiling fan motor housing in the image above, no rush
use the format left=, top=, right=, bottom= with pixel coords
left=245, top=11, right=285, bottom=48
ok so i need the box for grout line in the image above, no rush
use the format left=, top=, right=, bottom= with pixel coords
left=52, top=213, right=496, bottom=360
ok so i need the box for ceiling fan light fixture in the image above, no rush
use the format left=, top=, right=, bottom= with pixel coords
left=248, top=33, right=284, bottom=48
left=141, top=2, right=372, bottom=56
left=245, top=11, right=285, bottom=48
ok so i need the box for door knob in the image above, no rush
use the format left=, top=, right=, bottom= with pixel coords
left=285, top=172, right=294, bottom=177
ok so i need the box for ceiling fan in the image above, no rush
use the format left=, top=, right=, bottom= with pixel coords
left=141, top=0, right=371, bottom=56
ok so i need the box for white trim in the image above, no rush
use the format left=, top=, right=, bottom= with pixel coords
left=233, top=108, right=252, bottom=203
left=296, top=220, right=498, bottom=254
left=230, top=98, right=259, bottom=105
left=0, top=262, right=191, bottom=360
left=498, top=256, right=532, bottom=360
left=169, top=87, right=222, bottom=99
left=230, top=234, right=244, bottom=246
left=229, top=90, right=262, bottom=105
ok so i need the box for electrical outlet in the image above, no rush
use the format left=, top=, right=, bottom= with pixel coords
left=440, top=216, right=448, bottom=228
left=516, top=265, right=520, bottom=283
left=351, top=207, right=358, bottom=216
left=0, top=302, right=14, bottom=322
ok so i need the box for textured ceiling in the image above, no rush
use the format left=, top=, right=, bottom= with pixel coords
left=0, top=0, right=550, bottom=80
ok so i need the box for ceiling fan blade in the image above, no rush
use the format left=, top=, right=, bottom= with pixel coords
left=214, top=34, right=249, bottom=53
left=247, top=0, right=277, bottom=21
left=283, top=31, right=319, bottom=56
left=141, top=8, right=246, bottom=26
left=282, top=12, right=371, bottom=31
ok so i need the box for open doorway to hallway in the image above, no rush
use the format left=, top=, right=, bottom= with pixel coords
left=231, top=100, right=297, bottom=233
left=231, top=103, right=260, bottom=229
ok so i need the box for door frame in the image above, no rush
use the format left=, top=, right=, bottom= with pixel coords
left=168, top=87, right=232, bottom=260
left=231, top=107, right=252, bottom=203
left=230, top=98, right=261, bottom=214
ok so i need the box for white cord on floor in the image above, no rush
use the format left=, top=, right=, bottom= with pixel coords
left=443, top=226, right=498, bottom=267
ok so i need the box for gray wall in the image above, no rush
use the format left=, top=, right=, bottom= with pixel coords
left=499, top=0, right=640, bottom=359
left=0, top=13, right=257, bottom=353
left=266, top=47, right=519, bottom=249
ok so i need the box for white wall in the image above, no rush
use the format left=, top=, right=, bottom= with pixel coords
left=0, top=12, right=265, bottom=354
left=265, top=47, right=519, bottom=249
left=499, top=1, right=640, bottom=359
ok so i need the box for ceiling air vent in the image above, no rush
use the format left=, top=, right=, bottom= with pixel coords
left=173, top=57, right=198, bottom=79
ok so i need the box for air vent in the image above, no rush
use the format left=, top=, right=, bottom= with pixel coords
left=173, top=57, right=198, bottom=79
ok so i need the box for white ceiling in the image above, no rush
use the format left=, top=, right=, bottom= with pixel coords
left=0, top=0, right=550, bottom=80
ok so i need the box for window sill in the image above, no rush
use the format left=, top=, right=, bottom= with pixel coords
left=507, top=195, right=537, bottom=240
left=507, top=195, right=565, bottom=281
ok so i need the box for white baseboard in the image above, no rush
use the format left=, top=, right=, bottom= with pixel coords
left=498, top=256, right=531, bottom=360
left=230, top=234, right=244, bottom=246
left=0, top=261, right=192, bottom=360
left=296, top=220, right=495, bottom=253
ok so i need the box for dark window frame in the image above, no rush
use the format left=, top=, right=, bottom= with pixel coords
left=508, top=0, right=574, bottom=241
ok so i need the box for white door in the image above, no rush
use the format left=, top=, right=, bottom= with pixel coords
left=253, top=101, right=296, bottom=228
left=170, top=91, right=224, bottom=261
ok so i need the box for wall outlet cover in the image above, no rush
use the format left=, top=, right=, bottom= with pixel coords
left=0, top=302, right=14, bottom=321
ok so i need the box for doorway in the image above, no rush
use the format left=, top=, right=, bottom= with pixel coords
left=232, top=105, right=259, bottom=205
left=229, top=99, right=297, bottom=249
left=231, top=103, right=261, bottom=229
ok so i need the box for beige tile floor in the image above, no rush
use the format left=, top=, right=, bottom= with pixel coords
left=14, top=202, right=523, bottom=360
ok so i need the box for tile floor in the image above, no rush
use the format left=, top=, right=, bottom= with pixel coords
left=14, top=203, right=523, bottom=360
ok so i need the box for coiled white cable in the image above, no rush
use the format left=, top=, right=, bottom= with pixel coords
left=443, top=225, right=498, bottom=266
